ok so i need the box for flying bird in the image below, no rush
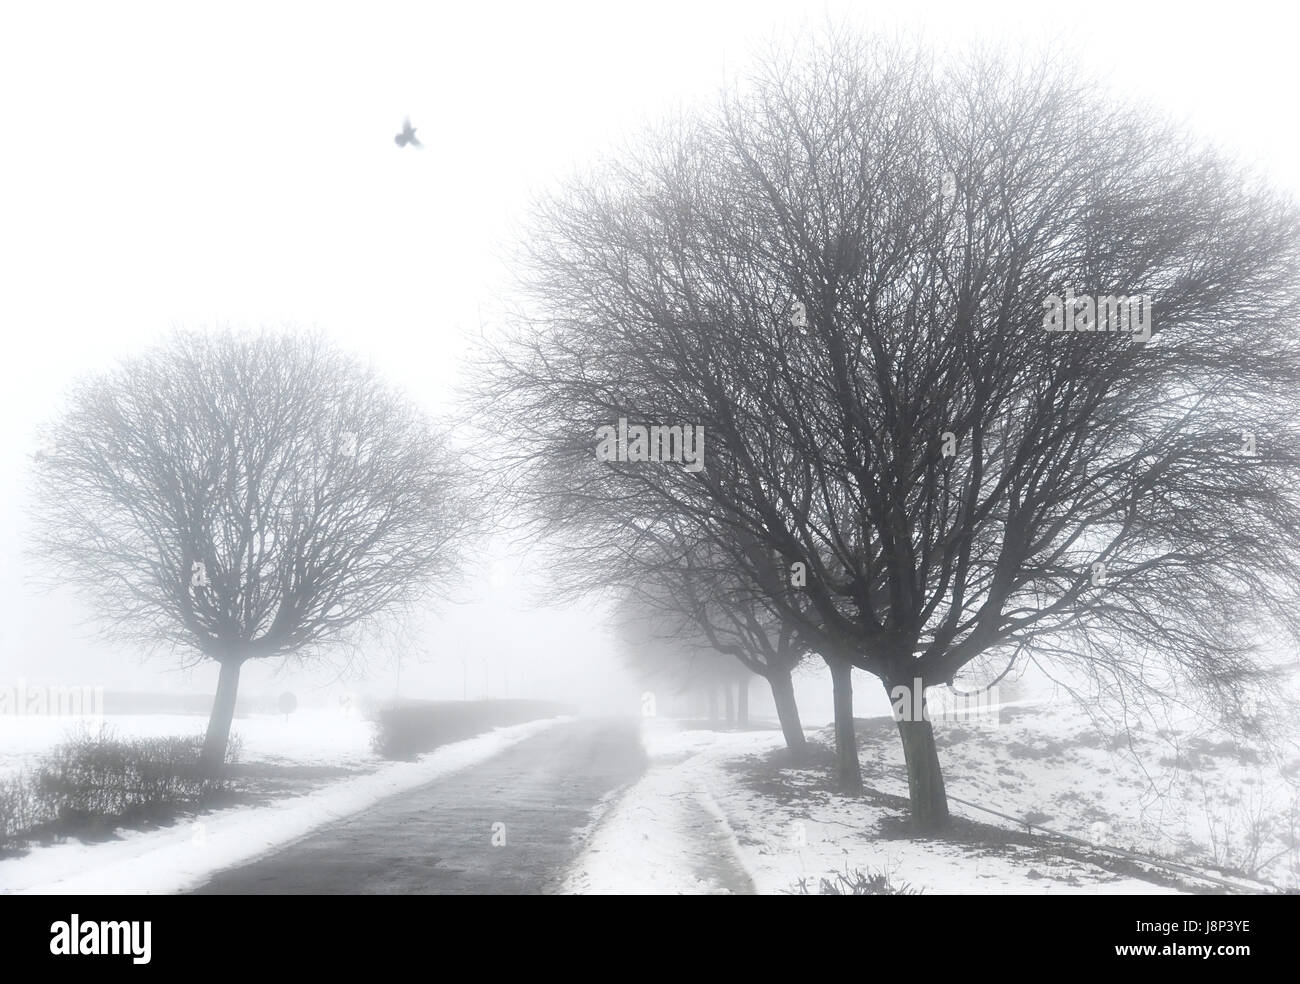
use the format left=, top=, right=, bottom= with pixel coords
left=394, top=117, right=423, bottom=149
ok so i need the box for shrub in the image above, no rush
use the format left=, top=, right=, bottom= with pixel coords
left=0, top=772, right=39, bottom=852
left=0, top=724, right=242, bottom=851
left=792, top=866, right=923, bottom=895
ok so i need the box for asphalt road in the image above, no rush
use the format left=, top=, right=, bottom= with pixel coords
left=194, top=717, right=647, bottom=895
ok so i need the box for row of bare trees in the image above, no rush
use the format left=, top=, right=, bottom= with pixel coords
left=26, top=34, right=1300, bottom=832
left=475, top=33, right=1300, bottom=831
left=610, top=536, right=810, bottom=755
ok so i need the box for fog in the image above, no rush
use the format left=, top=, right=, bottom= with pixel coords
left=2, top=0, right=1297, bottom=717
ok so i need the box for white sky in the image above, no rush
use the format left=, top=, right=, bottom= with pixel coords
left=1, top=0, right=1297, bottom=709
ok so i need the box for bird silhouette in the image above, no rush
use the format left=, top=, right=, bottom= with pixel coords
left=394, top=117, right=423, bottom=149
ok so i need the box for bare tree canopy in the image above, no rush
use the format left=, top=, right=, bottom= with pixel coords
left=476, top=35, right=1300, bottom=829
left=31, top=328, right=480, bottom=772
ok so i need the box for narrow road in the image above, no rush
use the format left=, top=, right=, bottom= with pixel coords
left=194, top=717, right=646, bottom=894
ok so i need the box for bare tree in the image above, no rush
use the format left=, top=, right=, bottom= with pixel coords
left=30, top=329, right=479, bottom=774
left=464, top=401, right=817, bottom=757
left=614, top=533, right=812, bottom=756
left=478, top=34, right=1300, bottom=830
left=613, top=590, right=749, bottom=727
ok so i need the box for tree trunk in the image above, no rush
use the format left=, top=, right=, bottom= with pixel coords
left=891, top=680, right=950, bottom=832
left=707, top=682, right=718, bottom=725
left=724, top=680, right=735, bottom=725
left=767, top=668, right=807, bottom=760
left=826, top=655, right=862, bottom=793
left=736, top=676, right=749, bottom=727
left=199, top=658, right=243, bottom=778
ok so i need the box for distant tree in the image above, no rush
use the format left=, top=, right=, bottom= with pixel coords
left=613, top=534, right=812, bottom=756
left=478, top=35, right=1300, bottom=830
left=31, top=329, right=478, bottom=775
left=665, top=543, right=811, bottom=752
left=613, top=592, right=738, bottom=723
left=467, top=398, right=817, bottom=756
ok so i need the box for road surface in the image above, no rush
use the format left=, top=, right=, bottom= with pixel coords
left=195, top=717, right=650, bottom=894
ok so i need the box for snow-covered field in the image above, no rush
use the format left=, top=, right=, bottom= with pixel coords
left=0, top=708, right=377, bottom=782
left=0, top=716, right=570, bottom=893
left=862, top=699, right=1300, bottom=889
left=566, top=700, right=1299, bottom=894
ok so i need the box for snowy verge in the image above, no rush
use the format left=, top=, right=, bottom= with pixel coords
left=850, top=700, right=1299, bottom=890
left=559, top=722, right=786, bottom=894
left=564, top=718, right=1196, bottom=895
left=0, top=715, right=571, bottom=895
left=716, top=761, right=1186, bottom=895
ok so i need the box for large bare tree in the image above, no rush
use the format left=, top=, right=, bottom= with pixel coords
left=31, top=329, right=478, bottom=774
left=479, top=35, right=1300, bottom=830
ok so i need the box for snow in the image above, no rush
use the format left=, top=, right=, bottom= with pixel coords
left=560, top=723, right=784, bottom=894
left=0, top=708, right=377, bottom=781
left=7, top=690, right=1293, bottom=894
left=851, top=699, right=1297, bottom=890
left=0, top=716, right=571, bottom=894
left=712, top=757, right=1186, bottom=895
left=564, top=704, right=1295, bottom=894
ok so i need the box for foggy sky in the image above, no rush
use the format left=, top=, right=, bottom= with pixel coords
left=1, top=0, right=1295, bottom=713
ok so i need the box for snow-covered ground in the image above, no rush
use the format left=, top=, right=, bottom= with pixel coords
left=565, top=719, right=1169, bottom=894
left=859, top=698, right=1300, bottom=889
left=0, top=707, right=377, bottom=781
left=561, top=726, right=786, bottom=894
left=566, top=700, right=1299, bottom=894
left=0, top=716, right=570, bottom=894
left=7, top=690, right=1294, bottom=894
